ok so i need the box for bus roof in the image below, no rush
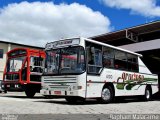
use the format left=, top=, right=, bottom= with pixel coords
left=7, top=48, right=42, bottom=54
left=84, top=37, right=142, bottom=57
left=7, top=48, right=45, bottom=57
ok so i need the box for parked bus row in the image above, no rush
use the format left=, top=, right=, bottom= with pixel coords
left=1, top=37, right=159, bottom=103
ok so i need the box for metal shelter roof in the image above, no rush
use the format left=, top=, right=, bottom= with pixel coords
left=91, top=20, right=160, bottom=46
left=0, top=40, right=44, bottom=49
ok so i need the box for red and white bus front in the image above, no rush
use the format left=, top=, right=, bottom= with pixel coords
left=2, top=48, right=45, bottom=97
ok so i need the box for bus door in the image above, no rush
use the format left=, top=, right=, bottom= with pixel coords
left=86, top=45, right=103, bottom=98
left=29, top=56, right=44, bottom=82
left=21, top=58, right=28, bottom=82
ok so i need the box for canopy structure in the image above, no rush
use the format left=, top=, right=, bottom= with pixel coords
left=91, top=20, right=160, bottom=46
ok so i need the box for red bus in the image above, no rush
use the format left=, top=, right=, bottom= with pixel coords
left=1, top=48, right=46, bottom=97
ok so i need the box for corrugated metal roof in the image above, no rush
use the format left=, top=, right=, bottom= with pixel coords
left=0, top=40, right=44, bottom=49
left=91, top=20, right=160, bottom=46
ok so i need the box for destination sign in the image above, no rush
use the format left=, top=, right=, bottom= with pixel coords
left=8, top=50, right=27, bottom=57
left=45, top=39, right=80, bottom=50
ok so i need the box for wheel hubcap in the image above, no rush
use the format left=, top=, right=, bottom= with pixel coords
left=102, top=88, right=111, bottom=101
left=146, top=90, right=150, bottom=99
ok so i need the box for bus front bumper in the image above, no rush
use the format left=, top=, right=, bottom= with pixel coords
left=40, top=89, right=83, bottom=97
left=1, top=83, right=23, bottom=91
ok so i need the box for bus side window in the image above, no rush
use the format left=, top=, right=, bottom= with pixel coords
left=103, top=47, right=114, bottom=68
left=114, top=50, right=127, bottom=70
left=87, top=45, right=102, bottom=74
left=87, top=47, right=94, bottom=65
left=103, top=59, right=111, bottom=67
left=87, top=47, right=94, bottom=73
left=127, top=54, right=139, bottom=72
left=30, top=57, right=44, bottom=73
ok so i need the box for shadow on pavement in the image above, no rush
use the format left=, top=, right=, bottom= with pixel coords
left=152, top=91, right=160, bottom=100
left=0, top=92, right=65, bottom=99
left=0, top=95, right=45, bottom=99
left=33, top=94, right=160, bottom=105
left=1, top=92, right=160, bottom=104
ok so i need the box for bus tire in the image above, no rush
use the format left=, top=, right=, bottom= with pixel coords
left=144, top=86, right=152, bottom=101
left=25, top=89, right=36, bottom=98
left=4, top=90, right=7, bottom=93
left=99, top=86, right=114, bottom=103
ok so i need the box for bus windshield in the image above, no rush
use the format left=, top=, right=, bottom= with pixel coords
left=45, top=46, right=85, bottom=75
left=7, top=57, right=26, bottom=72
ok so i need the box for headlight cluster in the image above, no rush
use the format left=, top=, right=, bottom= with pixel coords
left=68, top=85, right=82, bottom=91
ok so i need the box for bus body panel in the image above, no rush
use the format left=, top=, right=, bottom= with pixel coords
left=86, top=75, right=103, bottom=98
left=41, top=73, right=87, bottom=98
left=86, top=68, right=158, bottom=98
left=113, top=70, right=158, bottom=96
left=41, top=37, right=159, bottom=100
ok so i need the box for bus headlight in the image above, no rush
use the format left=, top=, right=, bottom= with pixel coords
left=1, top=85, right=4, bottom=88
left=15, top=84, right=19, bottom=88
left=72, top=86, right=82, bottom=90
left=68, top=85, right=83, bottom=91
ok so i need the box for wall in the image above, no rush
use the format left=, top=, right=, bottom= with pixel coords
left=0, top=43, right=9, bottom=80
left=119, top=39, right=160, bottom=52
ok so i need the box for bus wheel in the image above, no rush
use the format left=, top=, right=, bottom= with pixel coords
left=100, top=86, right=114, bottom=103
left=4, top=90, right=7, bottom=93
left=25, top=89, right=36, bottom=98
left=144, top=87, right=152, bottom=101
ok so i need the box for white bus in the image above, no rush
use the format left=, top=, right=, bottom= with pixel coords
left=40, top=37, right=158, bottom=103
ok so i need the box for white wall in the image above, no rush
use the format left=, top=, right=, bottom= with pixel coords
left=0, top=43, right=9, bottom=80
left=119, top=39, right=160, bottom=52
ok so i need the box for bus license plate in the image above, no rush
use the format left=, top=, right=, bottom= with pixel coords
left=7, top=85, right=10, bottom=87
left=54, top=91, right=61, bottom=95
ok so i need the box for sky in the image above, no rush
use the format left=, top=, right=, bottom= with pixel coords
left=0, top=0, right=160, bottom=47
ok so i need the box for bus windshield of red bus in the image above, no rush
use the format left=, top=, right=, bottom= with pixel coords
left=45, top=46, right=85, bottom=75
left=7, top=57, right=26, bottom=72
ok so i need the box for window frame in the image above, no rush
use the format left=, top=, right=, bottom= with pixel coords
left=0, top=49, right=4, bottom=58
left=86, top=41, right=139, bottom=75
left=86, top=42, right=103, bottom=75
left=102, top=46, right=139, bottom=72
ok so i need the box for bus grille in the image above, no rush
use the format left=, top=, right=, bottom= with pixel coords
left=42, top=76, right=77, bottom=90
left=5, top=74, right=19, bottom=81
